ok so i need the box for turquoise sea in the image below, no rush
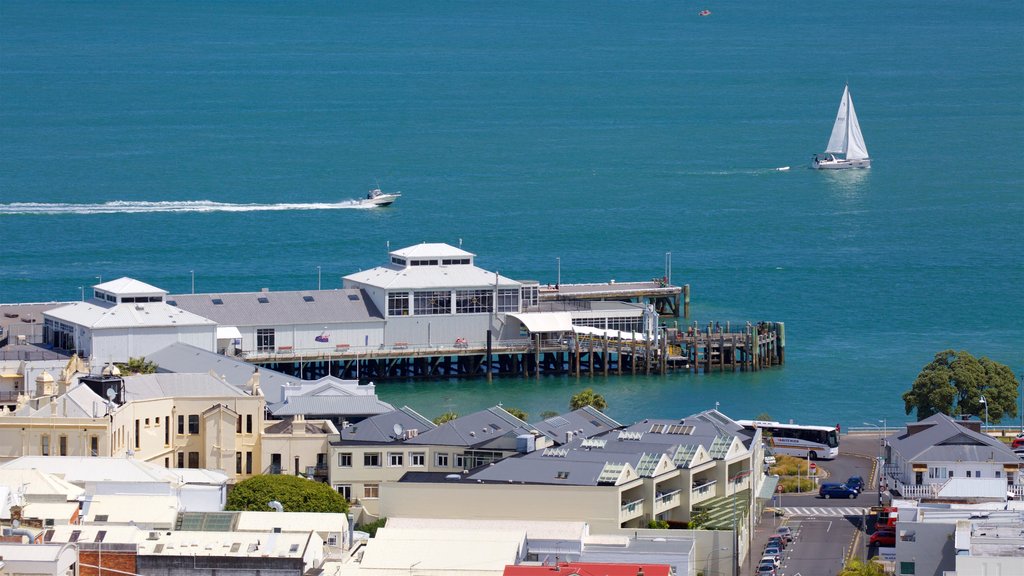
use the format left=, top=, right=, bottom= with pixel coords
left=1, top=1, right=1022, bottom=429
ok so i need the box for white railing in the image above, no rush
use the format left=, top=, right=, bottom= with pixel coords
left=654, top=489, right=681, bottom=512
left=691, top=480, right=718, bottom=504
left=620, top=497, right=645, bottom=520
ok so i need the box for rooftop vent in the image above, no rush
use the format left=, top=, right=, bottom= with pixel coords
left=212, top=298, right=224, bottom=305
left=257, top=297, right=269, bottom=304
left=303, top=296, right=314, bottom=302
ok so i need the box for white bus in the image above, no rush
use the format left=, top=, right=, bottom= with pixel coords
left=737, top=420, right=840, bottom=460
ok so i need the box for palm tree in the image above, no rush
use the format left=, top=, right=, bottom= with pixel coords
left=570, top=388, right=607, bottom=411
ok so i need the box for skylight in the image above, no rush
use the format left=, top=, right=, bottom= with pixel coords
left=257, top=297, right=269, bottom=304
left=212, top=298, right=224, bottom=305
left=303, top=295, right=315, bottom=302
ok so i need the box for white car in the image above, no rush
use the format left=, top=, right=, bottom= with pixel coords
left=760, top=555, right=781, bottom=568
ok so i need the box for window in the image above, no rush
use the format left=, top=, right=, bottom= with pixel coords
left=411, top=452, right=425, bottom=467
left=246, top=414, right=253, bottom=434
left=177, top=452, right=184, bottom=468
left=338, top=453, right=353, bottom=467
left=59, top=435, right=67, bottom=456
left=966, top=470, right=972, bottom=478
left=188, top=451, right=199, bottom=468
left=929, top=466, right=946, bottom=479
left=455, top=289, right=492, bottom=314
left=236, top=452, right=242, bottom=474
left=41, top=434, right=50, bottom=456
left=188, top=414, right=199, bottom=435
left=899, top=561, right=915, bottom=575
left=996, top=471, right=1002, bottom=478
left=164, top=417, right=170, bottom=445
left=246, top=451, right=253, bottom=474
left=134, top=419, right=140, bottom=449
left=90, top=436, right=99, bottom=457
left=436, top=452, right=449, bottom=467
left=335, top=484, right=352, bottom=501
left=388, top=452, right=404, bottom=467
left=237, top=415, right=242, bottom=433
left=496, top=288, right=519, bottom=312
left=975, top=470, right=981, bottom=477
left=256, top=328, right=275, bottom=351
left=363, top=484, right=379, bottom=499
left=145, top=418, right=150, bottom=426
left=413, top=291, right=451, bottom=315
left=364, top=453, right=381, bottom=467
left=455, top=454, right=466, bottom=469
left=521, top=285, right=539, bottom=307
left=387, top=292, right=410, bottom=317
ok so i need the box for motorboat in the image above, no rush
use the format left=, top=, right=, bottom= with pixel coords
left=812, top=85, right=871, bottom=170
left=359, top=188, right=401, bottom=207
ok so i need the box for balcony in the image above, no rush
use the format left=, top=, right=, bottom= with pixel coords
left=691, top=480, right=718, bottom=505
left=653, top=489, right=681, bottom=514
left=619, top=497, right=645, bottom=523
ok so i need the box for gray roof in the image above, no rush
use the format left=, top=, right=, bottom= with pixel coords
left=167, top=289, right=383, bottom=326
left=264, top=418, right=337, bottom=435
left=269, top=394, right=394, bottom=418
left=147, top=343, right=390, bottom=419
left=888, top=413, right=1019, bottom=464
left=336, top=407, right=437, bottom=444
left=122, top=373, right=247, bottom=401
left=25, top=383, right=107, bottom=418
left=405, top=406, right=533, bottom=450
left=615, top=410, right=750, bottom=453
left=468, top=455, right=615, bottom=486
left=529, top=406, right=623, bottom=444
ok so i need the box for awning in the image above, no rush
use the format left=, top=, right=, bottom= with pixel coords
left=572, top=325, right=648, bottom=342
left=757, top=474, right=781, bottom=501
left=216, top=326, right=242, bottom=340
left=912, top=464, right=927, bottom=471
left=507, top=312, right=573, bottom=333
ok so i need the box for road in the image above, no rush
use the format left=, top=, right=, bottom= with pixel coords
left=747, top=432, right=885, bottom=576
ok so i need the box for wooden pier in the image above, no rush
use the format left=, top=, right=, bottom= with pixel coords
left=249, top=321, right=784, bottom=382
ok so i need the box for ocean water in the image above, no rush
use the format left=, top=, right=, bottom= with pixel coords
left=1, top=0, right=1021, bottom=429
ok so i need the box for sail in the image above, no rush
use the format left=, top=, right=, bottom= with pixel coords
left=824, top=86, right=851, bottom=155
left=844, top=90, right=869, bottom=160
left=824, top=85, right=869, bottom=160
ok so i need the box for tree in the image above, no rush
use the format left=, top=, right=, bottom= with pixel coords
left=433, top=411, right=458, bottom=425
left=754, top=412, right=773, bottom=421
left=838, top=558, right=887, bottom=576
left=504, top=407, right=528, bottom=421
left=114, top=357, right=157, bottom=375
left=226, top=475, right=348, bottom=513
left=903, top=349, right=1019, bottom=421
left=570, top=388, right=607, bottom=411
left=687, top=508, right=710, bottom=529
left=539, top=410, right=560, bottom=419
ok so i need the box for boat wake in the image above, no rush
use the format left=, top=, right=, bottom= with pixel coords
left=0, top=199, right=377, bottom=215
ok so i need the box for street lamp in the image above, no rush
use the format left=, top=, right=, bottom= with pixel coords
left=980, top=396, right=988, bottom=430
left=729, top=468, right=753, bottom=576
left=190, top=270, right=195, bottom=294
left=704, top=545, right=727, bottom=576
left=556, top=257, right=560, bottom=288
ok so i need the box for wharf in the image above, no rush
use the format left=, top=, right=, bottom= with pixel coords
left=248, top=321, right=784, bottom=382
left=539, top=281, right=686, bottom=317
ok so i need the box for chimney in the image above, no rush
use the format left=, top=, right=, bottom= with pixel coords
left=247, top=369, right=261, bottom=397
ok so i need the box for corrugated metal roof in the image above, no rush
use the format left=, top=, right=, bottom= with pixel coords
left=338, top=406, right=437, bottom=443
left=391, top=243, right=475, bottom=259
left=122, top=373, right=246, bottom=401
left=269, top=395, right=394, bottom=417
left=405, top=406, right=531, bottom=448
left=93, top=277, right=166, bottom=295
left=344, top=264, right=520, bottom=291
left=889, top=413, right=1018, bottom=464
left=168, top=289, right=383, bottom=326
left=45, top=301, right=216, bottom=329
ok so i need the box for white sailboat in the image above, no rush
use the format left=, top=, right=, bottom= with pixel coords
left=812, top=85, right=871, bottom=170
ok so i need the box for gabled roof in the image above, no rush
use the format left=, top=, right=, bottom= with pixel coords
left=269, top=395, right=394, bottom=418
left=530, top=406, right=623, bottom=444
left=167, top=289, right=384, bottom=326
left=404, top=406, right=532, bottom=449
left=24, top=383, right=107, bottom=418
left=337, top=406, right=436, bottom=443
left=889, top=413, right=1018, bottom=463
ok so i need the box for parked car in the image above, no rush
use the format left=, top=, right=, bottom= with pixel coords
left=760, top=555, right=781, bottom=568
left=762, top=546, right=782, bottom=562
left=819, top=483, right=858, bottom=499
left=1013, top=447, right=1024, bottom=460
left=1012, top=433, right=1024, bottom=449
left=755, top=565, right=777, bottom=576
left=776, top=526, right=794, bottom=543
left=846, top=476, right=865, bottom=492
left=869, top=530, right=896, bottom=547
left=766, top=535, right=786, bottom=550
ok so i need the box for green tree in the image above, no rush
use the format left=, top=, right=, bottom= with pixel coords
left=754, top=412, right=773, bottom=421
left=356, top=517, right=387, bottom=537
left=433, top=411, right=458, bottom=425
left=539, top=410, right=560, bottom=419
left=688, top=508, right=710, bottom=529
left=114, top=357, right=157, bottom=375
left=226, top=475, right=348, bottom=513
left=647, top=519, right=670, bottom=529
left=570, top=388, right=608, bottom=411
left=838, top=558, right=888, bottom=576
left=504, top=407, right=528, bottom=421
left=903, top=350, right=1019, bottom=421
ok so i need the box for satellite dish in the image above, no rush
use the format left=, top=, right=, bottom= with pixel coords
left=393, top=423, right=404, bottom=437
left=105, top=387, right=116, bottom=400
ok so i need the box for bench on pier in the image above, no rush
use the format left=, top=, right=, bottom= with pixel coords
left=392, top=342, right=409, bottom=350
left=335, top=344, right=350, bottom=351
left=277, top=346, right=293, bottom=353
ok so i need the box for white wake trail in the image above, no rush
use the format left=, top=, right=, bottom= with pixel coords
left=0, top=199, right=378, bottom=215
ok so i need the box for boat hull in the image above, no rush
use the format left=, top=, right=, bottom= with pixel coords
left=812, top=158, right=871, bottom=170
left=359, top=192, right=401, bottom=207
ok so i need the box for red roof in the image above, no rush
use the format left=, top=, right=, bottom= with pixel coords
left=504, top=562, right=672, bottom=576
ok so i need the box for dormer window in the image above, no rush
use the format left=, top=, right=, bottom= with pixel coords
left=391, top=257, right=407, bottom=267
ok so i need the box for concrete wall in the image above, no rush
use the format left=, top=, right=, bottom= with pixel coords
left=91, top=325, right=215, bottom=364
left=381, top=481, right=623, bottom=532
left=895, top=522, right=955, bottom=576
